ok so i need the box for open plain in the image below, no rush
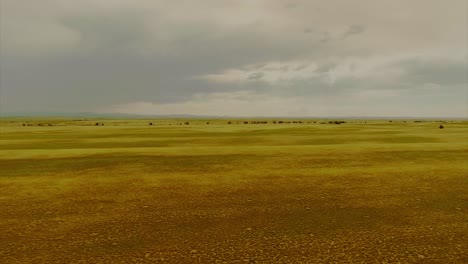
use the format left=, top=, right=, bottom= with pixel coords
left=0, top=118, right=467, bottom=263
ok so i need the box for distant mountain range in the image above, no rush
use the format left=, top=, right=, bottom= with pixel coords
left=1, top=112, right=466, bottom=120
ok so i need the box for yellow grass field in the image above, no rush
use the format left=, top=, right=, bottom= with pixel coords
left=0, top=118, right=467, bottom=263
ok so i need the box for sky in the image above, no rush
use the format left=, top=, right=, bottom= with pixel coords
left=1, top=0, right=467, bottom=117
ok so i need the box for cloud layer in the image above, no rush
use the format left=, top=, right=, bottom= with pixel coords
left=1, top=0, right=467, bottom=117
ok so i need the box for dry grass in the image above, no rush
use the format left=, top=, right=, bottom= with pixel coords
left=0, top=119, right=467, bottom=263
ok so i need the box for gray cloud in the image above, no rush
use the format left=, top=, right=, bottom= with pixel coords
left=1, top=0, right=466, bottom=117
left=395, top=58, right=468, bottom=86
left=285, top=3, right=298, bottom=9
left=342, top=24, right=366, bottom=39
left=248, top=72, right=265, bottom=81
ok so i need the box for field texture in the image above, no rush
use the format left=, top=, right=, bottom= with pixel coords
left=0, top=118, right=467, bottom=263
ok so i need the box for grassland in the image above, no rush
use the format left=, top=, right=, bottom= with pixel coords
left=0, top=118, right=467, bottom=263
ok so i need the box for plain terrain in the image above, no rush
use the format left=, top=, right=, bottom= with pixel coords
left=0, top=118, right=467, bottom=263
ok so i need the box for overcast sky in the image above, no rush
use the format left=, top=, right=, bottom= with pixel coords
left=1, top=0, right=467, bottom=117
